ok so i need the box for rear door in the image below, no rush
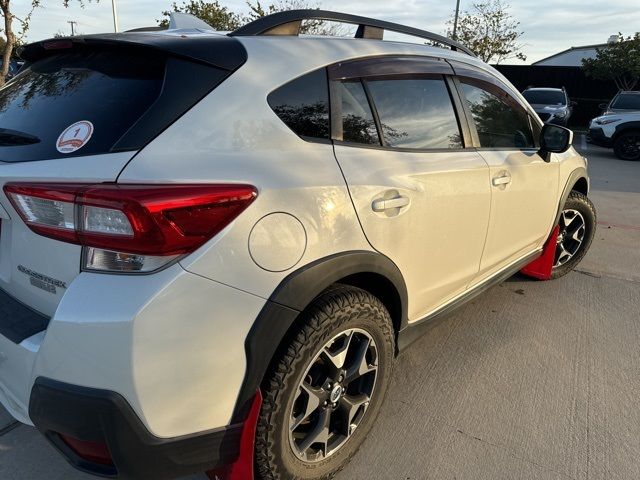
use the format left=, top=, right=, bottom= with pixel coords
left=452, top=67, right=559, bottom=277
left=330, top=57, right=491, bottom=321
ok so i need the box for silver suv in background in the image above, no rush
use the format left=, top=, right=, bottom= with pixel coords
left=522, top=87, right=574, bottom=126
left=600, top=91, right=640, bottom=114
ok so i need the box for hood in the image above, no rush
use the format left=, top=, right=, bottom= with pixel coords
left=530, top=104, right=568, bottom=113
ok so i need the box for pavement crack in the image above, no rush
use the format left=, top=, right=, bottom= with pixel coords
left=574, top=269, right=640, bottom=285
left=0, top=421, right=20, bottom=437
left=453, top=426, right=578, bottom=480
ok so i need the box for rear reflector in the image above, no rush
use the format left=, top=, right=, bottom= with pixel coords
left=4, top=183, right=257, bottom=273
left=59, top=434, right=114, bottom=466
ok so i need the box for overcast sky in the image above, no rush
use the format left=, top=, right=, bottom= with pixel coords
left=13, top=0, right=640, bottom=64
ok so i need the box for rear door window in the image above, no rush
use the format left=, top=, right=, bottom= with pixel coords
left=365, top=77, right=463, bottom=149
left=337, top=80, right=379, bottom=145
left=0, top=50, right=165, bottom=162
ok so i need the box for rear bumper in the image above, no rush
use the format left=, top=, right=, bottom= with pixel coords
left=29, top=377, right=243, bottom=479
left=0, top=263, right=268, bottom=478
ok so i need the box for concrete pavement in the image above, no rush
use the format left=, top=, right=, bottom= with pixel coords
left=1, top=139, right=638, bottom=480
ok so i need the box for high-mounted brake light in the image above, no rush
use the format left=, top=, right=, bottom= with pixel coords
left=4, top=183, right=257, bottom=273
left=42, top=40, right=74, bottom=50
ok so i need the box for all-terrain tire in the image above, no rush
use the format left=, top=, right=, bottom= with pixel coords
left=254, top=285, right=395, bottom=480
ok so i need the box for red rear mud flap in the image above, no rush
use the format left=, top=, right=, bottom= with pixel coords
left=520, top=225, right=559, bottom=280
left=207, top=390, right=262, bottom=480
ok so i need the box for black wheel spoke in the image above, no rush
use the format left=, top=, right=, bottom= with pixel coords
left=337, top=393, right=369, bottom=436
left=345, top=336, right=375, bottom=383
left=291, top=382, right=326, bottom=431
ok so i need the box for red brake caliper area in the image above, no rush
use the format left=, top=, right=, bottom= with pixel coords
left=207, top=390, right=263, bottom=480
left=520, top=225, right=560, bottom=280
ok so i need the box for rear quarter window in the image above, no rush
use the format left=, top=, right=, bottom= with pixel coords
left=267, top=69, right=330, bottom=140
left=0, top=50, right=165, bottom=162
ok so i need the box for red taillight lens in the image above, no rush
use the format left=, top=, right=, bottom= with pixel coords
left=76, top=184, right=258, bottom=255
left=4, top=183, right=257, bottom=272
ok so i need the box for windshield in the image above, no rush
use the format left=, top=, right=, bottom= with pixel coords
left=611, top=94, right=640, bottom=110
left=522, top=90, right=566, bottom=106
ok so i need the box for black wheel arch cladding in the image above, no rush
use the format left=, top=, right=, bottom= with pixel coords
left=231, top=250, right=407, bottom=423
left=554, top=167, right=589, bottom=226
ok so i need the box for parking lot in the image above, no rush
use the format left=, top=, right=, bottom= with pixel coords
left=1, top=137, right=639, bottom=480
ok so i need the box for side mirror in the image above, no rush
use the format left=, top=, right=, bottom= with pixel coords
left=599, top=102, right=608, bottom=110
left=570, top=100, right=578, bottom=107
left=540, top=124, right=573, bottom=160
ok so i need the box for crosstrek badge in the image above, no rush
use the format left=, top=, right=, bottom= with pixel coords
left=56, top=120, right=94, bottom=154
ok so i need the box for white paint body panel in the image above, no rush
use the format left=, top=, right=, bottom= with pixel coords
left=333, top=145, right=491, bottom=321
left=477, top=149, right=560, bottom=276
left=32, top=265, right=265, bottom=437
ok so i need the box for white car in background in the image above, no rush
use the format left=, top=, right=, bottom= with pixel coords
left=588, top=111, right=640, bottom=160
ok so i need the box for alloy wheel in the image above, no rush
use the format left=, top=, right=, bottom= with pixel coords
left=554, top=208, right=586, bottom=268
left=288, top=328, right=378, bottom=463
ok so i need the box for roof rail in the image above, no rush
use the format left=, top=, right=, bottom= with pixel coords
left=229, top=9, right=475, bottom=57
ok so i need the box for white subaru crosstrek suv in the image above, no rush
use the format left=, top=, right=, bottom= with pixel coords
left=0, top=10, right=595, bottom=480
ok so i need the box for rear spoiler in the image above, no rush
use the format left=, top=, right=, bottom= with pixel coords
left=19, top=32, right=247, bottom=72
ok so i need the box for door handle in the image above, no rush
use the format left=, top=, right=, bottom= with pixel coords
left=372, top=196, right=410, bottom=212
left=492, top=174, right=512, bottom=186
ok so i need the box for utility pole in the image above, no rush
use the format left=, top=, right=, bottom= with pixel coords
left=111, top=0, right=120, bottom=32
left=452, top=0, right=461, bottom=40
left=67, top=20, right=77, bottom=36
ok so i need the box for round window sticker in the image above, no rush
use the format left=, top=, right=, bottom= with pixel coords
left=56, top=121, right=94, bottom=154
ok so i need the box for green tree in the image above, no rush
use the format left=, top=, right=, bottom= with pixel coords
left=160, top=0, right=343, bottom=35
left=0, top=0, right=95, bottom=86
left=447, top=0, right=526, bottom=64
left=158, top=0, right=243, bottom=30
left=582, top=33, right=640, bottom=91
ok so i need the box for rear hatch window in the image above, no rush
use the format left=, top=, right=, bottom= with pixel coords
left=0, top=50, right=165, bottom=162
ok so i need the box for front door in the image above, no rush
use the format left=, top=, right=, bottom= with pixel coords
left=455, top=76, right=559, bottom=277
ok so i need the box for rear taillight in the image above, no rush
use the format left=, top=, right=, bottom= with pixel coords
left=4, top=183, right=257, bottom=273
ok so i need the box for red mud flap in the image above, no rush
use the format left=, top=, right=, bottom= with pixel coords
left=520, top=225, right=559, bottom=280
left=207, top=390, right=262, bottom=480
